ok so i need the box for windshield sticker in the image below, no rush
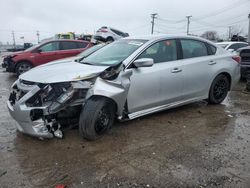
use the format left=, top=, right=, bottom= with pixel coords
left=128, top=41, right=144, bottom=46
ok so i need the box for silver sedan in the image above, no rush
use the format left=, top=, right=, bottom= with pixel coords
left=8, top=35, right=241, bottom=140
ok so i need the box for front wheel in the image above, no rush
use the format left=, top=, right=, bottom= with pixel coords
left=79, top=96, right=116, bottom=140
left=208, top=74, right=230, bottom=104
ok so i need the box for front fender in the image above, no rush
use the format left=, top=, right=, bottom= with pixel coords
left=85, top=69, right=133, bottom=116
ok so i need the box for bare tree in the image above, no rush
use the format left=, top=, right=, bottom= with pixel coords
left=201, top=31, right=218, bottom=41
left=230, top=25, right=244, bottom=36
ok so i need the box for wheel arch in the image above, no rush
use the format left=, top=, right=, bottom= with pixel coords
left=84, top=95, right=118, bottom=117
left=15, top=60, right=34, bottom=71
left=106, top=36, right=114, bottom=42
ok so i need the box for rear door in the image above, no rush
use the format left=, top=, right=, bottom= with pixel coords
left=127, top=39, right=183, bottom=113
left=179, top=39, right=216, bottom=100
left=58, top=41, right=89, bottom=59
left=33, top=41, right=60, bottom=65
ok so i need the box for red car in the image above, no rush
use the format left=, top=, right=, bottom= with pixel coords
left=2, top=39, right=92, bottom=75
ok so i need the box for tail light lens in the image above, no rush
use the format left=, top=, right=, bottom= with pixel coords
left=99, top=29, right=108, bottom=33
left=232, top=55, right=241, bottom=64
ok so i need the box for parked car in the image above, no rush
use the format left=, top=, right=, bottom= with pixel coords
left=216, top=41, right=249, bottom=52
left=2, top=39, right=92, bottom=75
left=94, top=26, right=129, bottom=42
left=237, top=46, right=250, bottom=78
left=7, top=35, right=240, bottom=140
left=47, top=43, right=106, bottom=64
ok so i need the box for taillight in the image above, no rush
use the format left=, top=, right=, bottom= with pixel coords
left=99, top=29, right=108, bottom=33
left=232, top=55, right=241, bottom=64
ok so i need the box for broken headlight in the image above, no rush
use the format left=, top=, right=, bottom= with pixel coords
left=100, top=63, right=123, bottom=80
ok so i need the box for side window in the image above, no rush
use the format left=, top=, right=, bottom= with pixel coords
left=229, top=44, right=239, bottom=51
left=111, top=29, right=123, bottom=36
left=77, top=42, right=88, bottom=49
left=238, top=43, right=248, bottom=49
left=137, top=40, right=177, bottom=63
left=39, top=42, right=60, bottom=52
left=180, top=39, right=208, bottom=59
left=60, top=41, right=78, bottom=50
left=208, top=44, right=217, bottom=55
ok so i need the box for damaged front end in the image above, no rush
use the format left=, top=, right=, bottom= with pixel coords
left=7, top=63, right=132, bottom=139
left=7, top=78, right=94, bottom=139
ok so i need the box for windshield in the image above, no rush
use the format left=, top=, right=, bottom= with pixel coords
left=81, top=39, right=147, bottom=66
left=217, top=44, right=229, bottom=49
left=24, top=43, right=40, bottom=51
left=77, top=43, right=105, bottom=57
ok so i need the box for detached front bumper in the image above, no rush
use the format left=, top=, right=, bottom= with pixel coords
left=7, top=100, right=53, bottom=139
left=7, top=83, right=54, bottom=138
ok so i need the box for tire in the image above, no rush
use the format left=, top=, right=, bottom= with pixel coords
left=16, top=61, right=32, bottom=75
left=106, top=37, right=114, bottom=43
left=208, top=74, right=230, bottom=104
left=79, top=96, right=116, bottom=140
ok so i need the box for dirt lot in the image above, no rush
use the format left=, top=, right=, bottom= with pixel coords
left=0, top=54, right=250, bottom=188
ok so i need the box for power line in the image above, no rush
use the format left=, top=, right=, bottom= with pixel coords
left=194, top=0, right=250, bottom=21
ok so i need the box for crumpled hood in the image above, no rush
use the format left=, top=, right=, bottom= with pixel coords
left=2, top=51, right=25, bottom=58
left=19, top=61, right=108, bottom=83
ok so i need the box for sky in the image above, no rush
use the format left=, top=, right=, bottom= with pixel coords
left=0, top=0, right=249, bottom=44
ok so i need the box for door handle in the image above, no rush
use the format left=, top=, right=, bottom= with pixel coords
left=208, top=60, right=217, bottom=65
left=171, top=68, right=182, bottom=73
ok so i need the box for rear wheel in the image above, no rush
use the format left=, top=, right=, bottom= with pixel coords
left=16, top=61, right=32, bottom=75
left=106, top=37, right=114, bottom=43
left=79, top=96, right=116, bottom=140
left=208, top=74, right=230, bottom=104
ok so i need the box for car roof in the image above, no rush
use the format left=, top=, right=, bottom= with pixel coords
left=43, top=39, right=89, bottom=43
left=122, top=34, right=215, bottom=44
left=237, top=46, right=250, bottom=52
left=216, top=41, right=248, bottom=45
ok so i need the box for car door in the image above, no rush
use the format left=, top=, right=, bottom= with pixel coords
left=127, top=39, right=183, bottom=113
left=59, top=41, right=87, bottom=59
left=179, top=39, right=215, bottom=100
left=32, top=41, right=60, bottom=66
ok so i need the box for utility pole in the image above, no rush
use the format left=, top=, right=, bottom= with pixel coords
left=228, top=26, right=232, bottom=40
left=186, top=15, right=192, bottom=35
left=36, top=30, right=40, bottom=43
left=248, top=13, right=250, bottom=44
left=151, top=13, right=158, bottom=34
left=12, top=31, right=16, bottom=49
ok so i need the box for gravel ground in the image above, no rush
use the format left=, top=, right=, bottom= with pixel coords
left=0, top=52, right=250, bottom=188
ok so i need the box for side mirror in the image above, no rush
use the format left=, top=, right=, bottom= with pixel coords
left=133, top=58, right=154, bottom=68
left=228, top=49, right=234, bottom=52
left=34, top=49, right=42, bottom=53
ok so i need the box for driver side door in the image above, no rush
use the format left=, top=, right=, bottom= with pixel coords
left=32, top=41, right=60, bottom=66
left=127, top=39, right=183, bottom=113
